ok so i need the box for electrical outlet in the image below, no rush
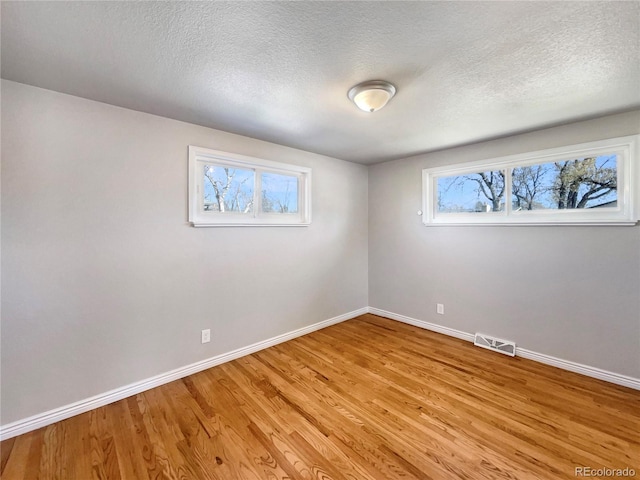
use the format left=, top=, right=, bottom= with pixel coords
left=201, top=329, right=211, bottom=344
left=436, top=303, right=445, bottom=315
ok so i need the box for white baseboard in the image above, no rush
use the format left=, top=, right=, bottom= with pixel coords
left=0, top=307, right=368, bottom=441
left=515, top=348, right=640, bottom=390
left=368, top=307, right=640, bottom=391
left=368, top=307, right=475, bottom=342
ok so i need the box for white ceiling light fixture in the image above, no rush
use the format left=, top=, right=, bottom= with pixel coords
left=348, top=80, right=397, bottom=113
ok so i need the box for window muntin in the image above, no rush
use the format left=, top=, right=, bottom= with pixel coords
left=189, top=146, right=311, bottom=226
left=423, top=136, right=637, bottom=225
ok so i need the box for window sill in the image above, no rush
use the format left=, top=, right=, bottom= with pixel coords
left=423, top=221, right=638, bottom=227
left=191, top=222, right=311, bottom=227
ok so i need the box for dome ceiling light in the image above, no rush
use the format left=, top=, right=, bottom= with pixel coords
left=347, top=80, right=397, bottom=113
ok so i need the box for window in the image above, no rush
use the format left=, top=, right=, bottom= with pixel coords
left=189, top=146, right=311, bottom=226
left=422, top=136, right=638, bottom=225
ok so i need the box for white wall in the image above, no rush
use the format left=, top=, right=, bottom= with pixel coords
left=369, top=110, right=640, bottom=379
left=0, top=80, right=369, bottom=425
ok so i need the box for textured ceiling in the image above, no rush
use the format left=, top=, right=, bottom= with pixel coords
left=2, top=1, right=639, bottom=164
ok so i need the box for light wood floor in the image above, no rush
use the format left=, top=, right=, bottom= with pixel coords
left=2, top=314, right=638, bottom=479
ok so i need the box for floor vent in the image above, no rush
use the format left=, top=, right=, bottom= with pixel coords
left=474, top=333, right=516, bottom=357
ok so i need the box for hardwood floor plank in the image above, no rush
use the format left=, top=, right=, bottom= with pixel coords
left=123, top=394, right=167, bottom=479
left=2, top=314, right=638, bottom=479
left=109, top=399, right=151, bottom=480
left=0, top=437, right=16, bottom=476
left=1, top=431, right=33, bottom=479
left=196, top=368, right=295, bottom=479
left=139, top=385, right=197, bottom=479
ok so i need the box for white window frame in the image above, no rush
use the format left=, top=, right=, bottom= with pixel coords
left=422, top=135, right=639, bottom=226
left=189, top=146, right=311, bottom=227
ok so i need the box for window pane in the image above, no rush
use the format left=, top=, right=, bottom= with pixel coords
left=437, top=170, right=506, bottom=213
left=203, top=165, right=255, bottom=213
left=261, top=172, right=299, bottom=213
left=512, top=155, right=617, bottom=211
